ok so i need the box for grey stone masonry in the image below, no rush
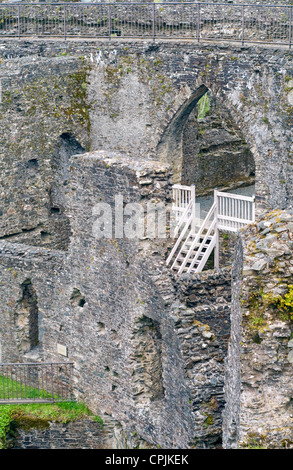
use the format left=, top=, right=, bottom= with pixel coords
left=223, top=210, right=293, bottom=449
left=1, top=37, right=293, bottom=450
left=9, top=419, right=105, bottom=450
left=0, top=40, right=293, bottom=229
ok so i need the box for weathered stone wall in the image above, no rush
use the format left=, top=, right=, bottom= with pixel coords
left=0, top=51, right=90, bottom=248
left=1, top=1, right=290, bottom=3
left=221, top=237, right=243, bottom=449
left=9, top=419, right=105, bottom=450
left=1, top=40, right=292, bottom=224
left=0, top=149, right=235, bottom=449
left=83, top=42, right=292, bottom=211
left=8, top=414, right=155, bottom=450
left=0, top=152, right=193, bottom=449
left=0, top=38, right=292, bottom=449
left=223, top=210, right=293, bottom=449
left=174, top=268, right=232, bottom=448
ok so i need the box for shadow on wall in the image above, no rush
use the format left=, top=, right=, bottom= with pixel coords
left=130, top=315, right=165, bottom=404
left=14, top=279, right=39, bottom=354
left=49, top=132, right=85, bottom=250
left=157, top=84, right=208, bottom=183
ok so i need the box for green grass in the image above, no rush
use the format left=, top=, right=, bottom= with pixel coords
left=0, top=407, right=13, bottom=449
left=0, top=374, right=104, bottom=448
left=0, top=374, right=58, bottom=401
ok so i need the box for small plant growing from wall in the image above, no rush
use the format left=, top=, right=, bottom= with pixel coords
left=262, top=285, right=293, bottom=321
left=247, top=285, right=293, bottom=331
left=197, top=93, right=211, bottom=120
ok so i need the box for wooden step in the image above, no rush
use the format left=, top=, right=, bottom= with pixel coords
left=185, top=236, right=213, bottom=245
left=172, top=258, right=201, bottom=268
left=177, top=252, right=204, bottom=261
left=181, top=244, right=210, bottom=254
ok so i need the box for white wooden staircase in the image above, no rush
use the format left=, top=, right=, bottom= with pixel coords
left=167, top=185, right=255, bottom=276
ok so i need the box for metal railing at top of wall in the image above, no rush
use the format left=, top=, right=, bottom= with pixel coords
left=0, top=2, right=292, bottom=47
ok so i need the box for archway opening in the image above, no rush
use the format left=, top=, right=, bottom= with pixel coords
left=157, top=84, right=209, bottom=183
left=181, top=90, right=255, bottom=195
left=181, top=89, right=256, bottom=225
left=159, top=86, right=256, bottom=270
left=158, top=86, right=256, bottom=217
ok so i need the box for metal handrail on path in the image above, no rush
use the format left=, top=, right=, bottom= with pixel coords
left=0, top=2, right=292, bottom=47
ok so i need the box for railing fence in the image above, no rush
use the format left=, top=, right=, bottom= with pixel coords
left=0, top=2, right=292, bottom=47
left=168, top=184, right=255, bottom=274
left=216, top=189, right=255, bottom=232
left=0, top=362, right=74, bottom=403
left=172, top=183, right=194, bottom=223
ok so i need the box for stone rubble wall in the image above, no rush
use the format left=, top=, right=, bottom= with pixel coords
left=9, top=419, right=105, bottom=450
left=0, top=39, right=292, bottom=449
left=1, top=40, right=292, bottom=237
left=223, top=210, right=293, bottom=449
left=0, top=149, right=234, bottom=449
left=0, top=152, right=193, bottom=449
left=173, top=268, right=232, bottom=448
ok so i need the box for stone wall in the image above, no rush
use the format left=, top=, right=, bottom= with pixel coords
left=9, top=419, right=105, bottom=450
left=84, top=42, right=292, bottom=211
left=1, top=1, right=290, bottom=3
left=9, top=414, right=155, bottom=450
left=0, top=51, right=90, bottom=248
left=0, top=152, right=193, bottom=449
left=1, top=38, right=292, bottom=449
left=1, top=40, right=292, bottom=223
left=174, top=268, right=232, bottom=448
left=223, top=210, right=293, bottom=449
left=0, top=149, right=235, bottom=449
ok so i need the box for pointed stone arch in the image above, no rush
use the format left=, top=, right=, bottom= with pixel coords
left=157, top=84, right=209, bottom=183
left=156, top=84, right=256, bottom=202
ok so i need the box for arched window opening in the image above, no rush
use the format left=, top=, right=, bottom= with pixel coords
left=14, top=279, right=39, bottom=353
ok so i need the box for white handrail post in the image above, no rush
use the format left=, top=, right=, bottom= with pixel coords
left=214, top=189, right=219, bottom=270
left=191, top=184, right=196, bottom=234
left=252, top=194, right=255, bottom=223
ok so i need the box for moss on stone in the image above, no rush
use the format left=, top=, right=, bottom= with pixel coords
left=0, top=401, right=103, bottom=448
left=12, top=415, right=50, bottom=431
left=1, top=56, right=92, bottom=155
left=204, top=414, right=214, bottom=426
left=101, top=53, right=173, bottom=118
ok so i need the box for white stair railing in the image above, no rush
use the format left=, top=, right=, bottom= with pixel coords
left=172, top=198, right=193, bottom=239
left=167, top=201, right=218, bottom=275
left=172, top=184, right=195, bottom=225
left=216, top=190, right=255, bottom=232
left=168, top=184, right=255, bottom=276
left=176, top=201, right=217, bottom=275
left=167, top=208, right=194, bottom=266
left=167, top=184, right=197, bottom=265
